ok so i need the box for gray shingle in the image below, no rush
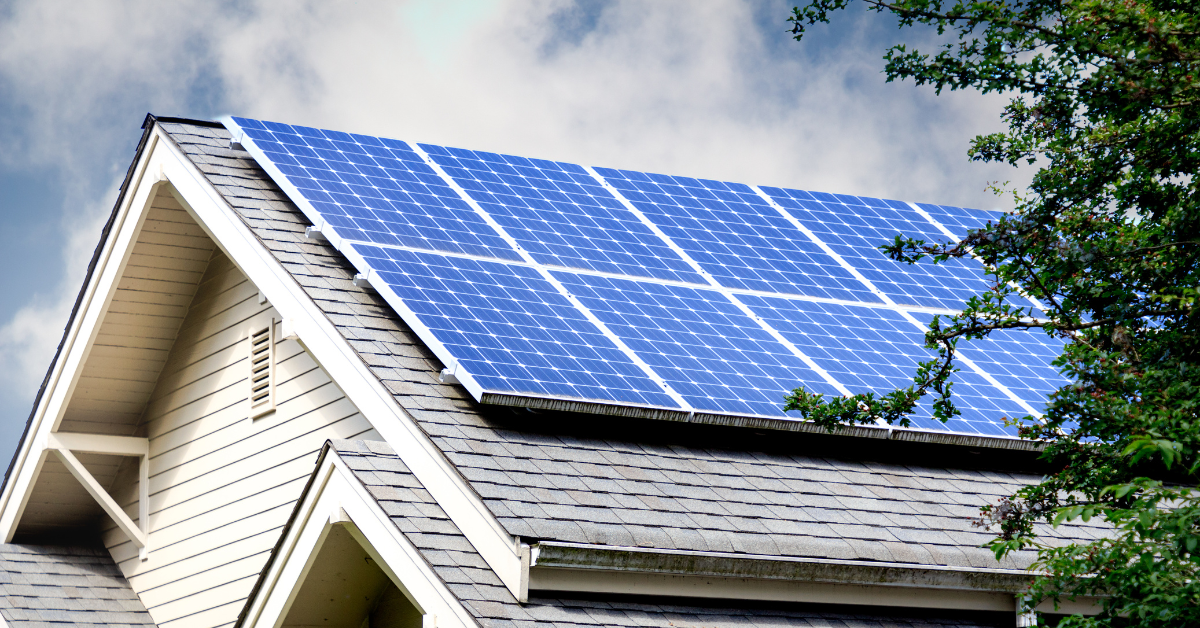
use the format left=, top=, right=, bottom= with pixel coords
left=325, top=440, right=1003, bottom=628
left=0, top=544, right=155, bottom=627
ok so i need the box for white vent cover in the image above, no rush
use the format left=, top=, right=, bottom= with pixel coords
left=249, top=320, right=276, bottom=418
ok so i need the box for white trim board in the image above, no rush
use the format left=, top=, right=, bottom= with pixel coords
left=152, top=126, right=524, bottom=598
left=0, top=133, right=166, bottom=542
left=239, top=448, right=476, bottom=628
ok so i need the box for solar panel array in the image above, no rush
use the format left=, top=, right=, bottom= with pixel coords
left=230, top=116, right=1066, bottom=438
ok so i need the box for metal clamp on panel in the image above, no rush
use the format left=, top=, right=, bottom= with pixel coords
left=304, top=225, right=327, bottom=242
left=353, top=272, right=372, bottom=289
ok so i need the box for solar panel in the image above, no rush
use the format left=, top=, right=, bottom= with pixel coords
left=761, top=187, right=1005, bottom=310
left=957, top=331, right=1069, bottom=415
left=916, top=202, right=1006, bottom=239
left=228, top=116, right=1067, bottom=440
left=346, top=244, right=679, bottom=409
left=739, top=296, right=1025, bottom=436
left=598, top=168, right=879, bottom=303
left=420, top=145, right=705, bottom=284
left=232, top=118, right=521, bottom=260
left=555, top=272, right=842, bottom=418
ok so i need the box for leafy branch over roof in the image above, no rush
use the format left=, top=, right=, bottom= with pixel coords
left=786, top=1, right=1200, bottom=626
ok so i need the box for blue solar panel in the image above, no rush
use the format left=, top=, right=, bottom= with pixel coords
left=917, top=202, right=1006, bottom=239
left=761, top=187, right=1003, bottom=310
left=229, top=116, right=1069, bottom=439
left=553, top=272, right=842, bottom=417
left=349, top=244, right=678, bottom=408
left=740, top=296, right=1025, bottom=436
left=230, top=117, right=520, bottom=260
left=597, top=168, right=879, bottom=303
left=957, top=332, right=1069, bottom=415
left=421, top=145, right=705, bottom=283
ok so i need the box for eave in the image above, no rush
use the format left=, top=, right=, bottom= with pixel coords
left=529, top=541, right=1098, bottom=615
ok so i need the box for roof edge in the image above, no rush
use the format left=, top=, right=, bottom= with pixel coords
left=2, top=113, right=173, bottom=490
left=530, top=541, right=1033, bottom=594
left=146, top=114, right=225, bottom=129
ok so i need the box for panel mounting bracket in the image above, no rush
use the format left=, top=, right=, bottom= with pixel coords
left=439, top=364, right=461, bottom=385
left=304, top=225, right=327, bottom=242
left=353, top=272, right=373, bottom=289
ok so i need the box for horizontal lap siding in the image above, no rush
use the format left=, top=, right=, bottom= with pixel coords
left=104, top=251, right=378, bottom=628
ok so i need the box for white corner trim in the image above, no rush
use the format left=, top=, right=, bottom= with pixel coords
left=46, top=433, right=148, bottom=457
left=148, top=128, right=524, bottom=596
left=44, top=432, right=151, bottom=555
left=242, top=452, right=476, bottom=628
left=0, top=134, right=165, bottom=542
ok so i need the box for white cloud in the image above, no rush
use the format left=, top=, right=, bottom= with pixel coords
left=209, top=0, right=1023, bottom=207
left=0, top=195, right=111, bottom=398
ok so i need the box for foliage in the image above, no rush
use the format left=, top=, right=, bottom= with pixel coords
left=785, top=1, right=1200, bottom=625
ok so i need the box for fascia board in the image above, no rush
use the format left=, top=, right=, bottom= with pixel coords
left=147, top=127, right=523, bottom=596
left=241, top=451, right=475, bottom=628
left=531, top=567, right=1018, bottom=612
left=0, top=135, right=166, bottom=541
left=531, top=541, right=1033, bottom=592
left=530, top=542, right=1103, bottom=615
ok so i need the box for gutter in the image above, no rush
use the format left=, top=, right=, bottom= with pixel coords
left=529, top=541, right=1034, bottom=593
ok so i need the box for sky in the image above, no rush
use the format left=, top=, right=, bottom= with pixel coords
left=0, top=0, right=1027, bottom=466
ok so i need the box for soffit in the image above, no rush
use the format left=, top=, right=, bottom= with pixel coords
left=14, top=188, right=218, bottom=540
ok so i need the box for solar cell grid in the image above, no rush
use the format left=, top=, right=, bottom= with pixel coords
left=231, top=117, right=520, bottom=261
left=917, top=202, right=1006, bottom=239
left=957, top=331, right=1069, bottom=415
left=348, top=244, right=679, bottom=408
left=554, top=272, right=842, bottom=418
left=230, top=116, right=1070, bottom=439
left=761, top=186, right=1003, bottom=310
left=740, top=296, right=1023, bottom=436
left=597, top=168, right=879, bottom=303
left=420, top=145, right=705, bottom=283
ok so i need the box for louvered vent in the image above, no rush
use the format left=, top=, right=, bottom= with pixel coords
left=249, top=320, right=276, bottom=418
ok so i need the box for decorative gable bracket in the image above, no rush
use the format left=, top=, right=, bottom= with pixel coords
left=46, top=433, right=151, bottom=560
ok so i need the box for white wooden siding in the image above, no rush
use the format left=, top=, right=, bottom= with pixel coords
left=102, top=250, right=379, bottom=628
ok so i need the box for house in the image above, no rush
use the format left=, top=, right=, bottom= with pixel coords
left=0, top=115, right=1101, bottom=628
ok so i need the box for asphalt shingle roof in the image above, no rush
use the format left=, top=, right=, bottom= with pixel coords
left=0, top=544, right=156, bottom=627
left=333, top=439, right=1010, bottom=628
left=158, top=120, right=1103, bottom=576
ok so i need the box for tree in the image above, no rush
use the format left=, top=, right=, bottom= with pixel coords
left=783, top=1, right=1200, bottom=626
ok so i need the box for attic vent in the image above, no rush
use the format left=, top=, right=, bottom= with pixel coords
left=249, top=320, right=276, bottom=418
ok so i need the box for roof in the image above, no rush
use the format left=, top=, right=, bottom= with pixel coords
left=156, top=119, right=1105, bottom=576
left=331, top=438, right=1012, bottom=628
left=0, top=544, right=156, bottom=627
left=222, top=116, right=1064, bottom=439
